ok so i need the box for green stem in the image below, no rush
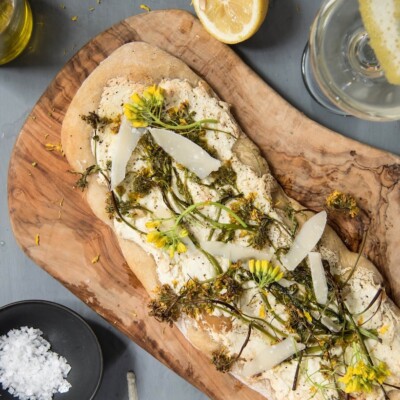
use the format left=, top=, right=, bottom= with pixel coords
left=208, top=208, right=222, bottom=241
left=175, top=201, right=247, bottom=229
left=260, top=290, right=286, bottom=325
left=241, top=311, right=288, bottom=338
left=149, top=111, right=218, bottom=131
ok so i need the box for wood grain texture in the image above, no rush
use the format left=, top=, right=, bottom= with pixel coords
left=8, top=9, right=400, bottom=400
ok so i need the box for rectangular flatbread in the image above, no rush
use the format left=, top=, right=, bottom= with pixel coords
left=61, top=42, right=400, bottom=400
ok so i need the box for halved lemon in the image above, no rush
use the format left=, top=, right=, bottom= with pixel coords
left=359, top=0, right=400, bottom=85
left=193, top=0, right=269, bottom=44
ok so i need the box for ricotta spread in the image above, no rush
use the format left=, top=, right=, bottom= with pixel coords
left=87, top=78, right=400, bottom=400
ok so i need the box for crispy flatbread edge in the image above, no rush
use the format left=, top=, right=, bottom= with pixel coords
left=61, top=42, right=400, bottom=399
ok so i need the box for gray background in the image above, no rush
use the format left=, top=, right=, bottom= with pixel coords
left=0, top=1, right=399, bottom=399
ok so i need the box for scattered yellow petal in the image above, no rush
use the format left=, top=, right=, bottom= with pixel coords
left=379, top=325, right=389, bottom=334
left=59, top=198, right=64, bottom=207
left=71, top=15, right=78, bottom=21
left=31, top=161, right=37, bottom=167
left=172, top=279, right=179, bottom=288
left=140, top=4, right=151, bottom=12
left=35, top=234, right=40, bottom=246
left=89, top=7, right=95, bottom=11
left=91, top=255, right=100, bottom=264
left=259, top=304, right=266, bottom=319
left=304, top=311, right=313, bottom=323
left=357, top=316, right=364, bottom=325
left=45, top=143, right=64, bottom=155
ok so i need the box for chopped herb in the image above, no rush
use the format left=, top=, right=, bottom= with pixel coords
left=326, top=190, right=360, bottom=218
left=69, top=164, right=101, bottom=190
left=81, top=111, right=111, bottom=130
left=210, top=161, right=237, bottom=189
left=211, top=347, right=236, bottom=372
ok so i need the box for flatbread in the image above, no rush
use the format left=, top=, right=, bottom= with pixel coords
left=62, top=42, right=400, bottom=400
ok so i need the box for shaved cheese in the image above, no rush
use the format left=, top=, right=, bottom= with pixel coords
left=242, top=337, right=305, bottom=377
left=200, top=241, right=273, bottom=262
left=282, top=211, right=327, bottom=271
left=278, top=278, right=295, bottom=288
left=321, top=316, right=342, bottom=333
left=149, top=128, right=221, bottom=179
left=309, top=252, right=328, bottom=305
left=110, top=118, right=144, bottom=189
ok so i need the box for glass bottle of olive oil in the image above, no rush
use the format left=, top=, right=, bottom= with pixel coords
left=0, top=0, right=33, bottom=65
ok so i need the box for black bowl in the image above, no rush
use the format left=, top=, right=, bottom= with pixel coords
left=0, top=300, right=103, bottom=400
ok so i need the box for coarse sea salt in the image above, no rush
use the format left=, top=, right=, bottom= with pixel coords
left=0, top=326, right=71, bottom=400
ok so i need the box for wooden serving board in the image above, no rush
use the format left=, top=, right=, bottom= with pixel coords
left=8, top=10, right=400, bottom=400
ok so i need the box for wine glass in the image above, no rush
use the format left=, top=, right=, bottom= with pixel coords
left=301, top=0, right=400, bottom=121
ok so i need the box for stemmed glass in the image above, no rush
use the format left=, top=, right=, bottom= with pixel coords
left=302, top=0, right=400, bottom=121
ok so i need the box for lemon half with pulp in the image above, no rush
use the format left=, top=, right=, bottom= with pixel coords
left=193, top=0, right=269, bottom=44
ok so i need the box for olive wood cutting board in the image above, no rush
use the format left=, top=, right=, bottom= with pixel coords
left=8, top=9, right=400, bottom=400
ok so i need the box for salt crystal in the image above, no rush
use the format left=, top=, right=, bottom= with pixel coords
left=0, top=326, right=72, bottom=400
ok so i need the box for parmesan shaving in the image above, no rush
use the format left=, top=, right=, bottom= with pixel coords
left=149, top=127, right=221, bottom=179
left=309, top=252, right=328, bottom=305
left=321, top=316, right=342, bottom=333
left=241, top=337, right=305, bottom=377
left=282, top=211, right=327, bottom=271
left=110, top=117, right=144, bottom=189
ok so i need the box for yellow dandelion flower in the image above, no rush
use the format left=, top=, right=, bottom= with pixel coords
left=176, top=242, right=187, bottom=254
left=132, top=119, right=148, bottom=128
left=179, top=229, right=189, bottom=238
left=145, top=220, right=161, bottom=229
left=339, top=360, right=391, bottom=394
left=146, top=231, right=161, bottom=243
left=130, top=92, right=144, bottom=107
left=155, top=236, right=168, bottom=248
left=250, top=259, right=284, bottom=287
left=248, top=259, right=255, bottom=274
left=168, top=246, right=175, bottom=258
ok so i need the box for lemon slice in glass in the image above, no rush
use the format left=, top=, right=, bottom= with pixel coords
left=193, top=0, right=269, bottom=44
left=359, top=0, right=400, bottom=85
